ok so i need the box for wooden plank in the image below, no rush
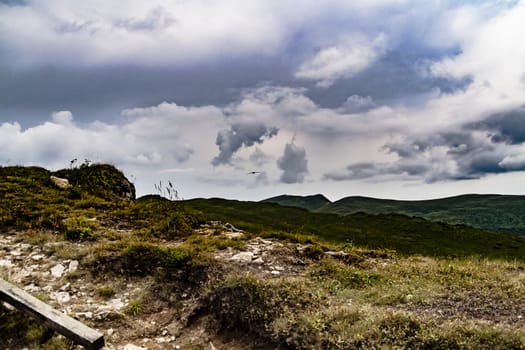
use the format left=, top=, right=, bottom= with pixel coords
left=0, top=278, right=104, bottom=350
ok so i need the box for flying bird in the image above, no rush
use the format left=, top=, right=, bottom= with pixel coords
left=247, top=171, right=261, bottom=175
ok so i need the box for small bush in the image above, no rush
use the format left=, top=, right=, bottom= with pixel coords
left=127, top=299, right=142, bottom=316
left=121, top=244, right=193, bottom=274
left=310, top=257, right=382, bottom=291
left=303, top=244, right=325, bottom=260
left=62, top=216, right=96, bottom=241
left=97, top=286, right=115, bottom=299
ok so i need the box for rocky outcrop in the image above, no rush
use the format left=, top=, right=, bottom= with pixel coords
left=50, top=175, right=71, bottom=189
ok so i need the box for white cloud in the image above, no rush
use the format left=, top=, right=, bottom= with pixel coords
left=431, top=2, right=525, bottom=97
left=499, top=151, right=525, bottom=170
left=295, top=33, right=387, bottom=87
left=0, top=0, right=286, bottom=66
left=0, top=0, right=480, bottom=69
left=51, top=111, right=74, bottom=125
left=0, top=103, right=224, bottom=169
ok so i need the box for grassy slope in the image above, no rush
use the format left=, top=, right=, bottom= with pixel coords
left=263, top=194, right=525, bottom=235
left=184, top=198, right=525, bottom=261
left=1, top=165, right=525, bottom=349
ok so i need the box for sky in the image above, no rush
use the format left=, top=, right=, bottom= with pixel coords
left=1, top=0, right=525, bottom=201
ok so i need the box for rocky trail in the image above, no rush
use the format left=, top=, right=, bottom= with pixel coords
left=0, top=222, right=316, bottom=350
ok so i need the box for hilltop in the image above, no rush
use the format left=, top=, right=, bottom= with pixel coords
left=1, top=164, right=525, bottom=349
left=263, top=193, right=525, bottom=235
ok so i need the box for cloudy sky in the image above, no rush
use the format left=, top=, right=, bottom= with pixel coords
left=1, top=0, right=525, bottom=201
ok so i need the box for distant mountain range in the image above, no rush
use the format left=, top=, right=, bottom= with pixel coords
left=261, top=194, right=525, bottom=235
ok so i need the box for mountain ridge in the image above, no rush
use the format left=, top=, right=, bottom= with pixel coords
left=262, top=193, right=525, bottom=235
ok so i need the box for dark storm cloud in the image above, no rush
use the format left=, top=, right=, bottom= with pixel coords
left=212, top=123, right=278, bottom=166
left=277, top=142, right=308, bottom=184
left=0, top=59, right=291, bottom=127
left=471, top=107, right=525, bottom=144
left=324, top=162, right=429, bottom=181
left=326, top=119, right=525, bottom=183
left=385, top=131, right=509, bottom=181
left=305, top=48, right=472, bottom=108
left=0, top=40, right=469, bottom=128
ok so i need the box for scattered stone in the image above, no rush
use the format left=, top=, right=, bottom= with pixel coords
left=0, top=259, right=13, bottom=268
left=230, top=251, right=254, bottom=263
left=325, top=251, right=348, bottom=258
left=271, top=270, right=281, bottom=276
left=224, top=222, right=241, bottom=232
left=19, top=243, right=31, bottom=251
left=24, top=284, right=41, bottom=293
left=121, top=344, right=146, bottom=350
left=68, top=260, right=79, bottom=272
left=50, top=264, right=65, bottom=278
left=155, top=336, right=174, bottom=343
left=225, top=231, right=244, bottom=239
left=31, top=254, right=45, bottom=261
left=95, top=311, right=124, bottom=321
left=253, top=257, right=264, bottom=264
left=295, top=259, right=306, bottom=266
left=54, top=291, right=71, bottom=304
left=76, top=311, right=94, bottom=319
left=107, top=328, right=114, bottom=336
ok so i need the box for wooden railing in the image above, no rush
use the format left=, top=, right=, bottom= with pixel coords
left=0, top=278, right=104, bottom=350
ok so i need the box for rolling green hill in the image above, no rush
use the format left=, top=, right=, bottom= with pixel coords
left=262, top=194, right=525, bottom=235
left=260, top=194, right=331, bottom=211
left=184, top=197, right=525, bottom=261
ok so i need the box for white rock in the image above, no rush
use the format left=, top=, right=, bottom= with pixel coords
left=107, top=328, right=114, bottom=336
left=253, top=257, right=264, bottom=264
left=271, top=270, right=281, bottom=275
left=121, top=344, right=146, bottom=350
left=51, top=264, right=65, bottom=278
left=19, top=243, right=31, bottom=251
left=31, top=254, right=45, bottom=261
left=68, top=260, right=79, bottom=272
left=108, top=298, right=125, bottom=310
left=230, top=252, right=254, bottom=263
left=24, top=284, right=41, bottom=293
left=76, top=311, right=93, bottom=319
left=55, top=292, right=71, bottom=304
left=0, top=259, right=13, bottom=268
